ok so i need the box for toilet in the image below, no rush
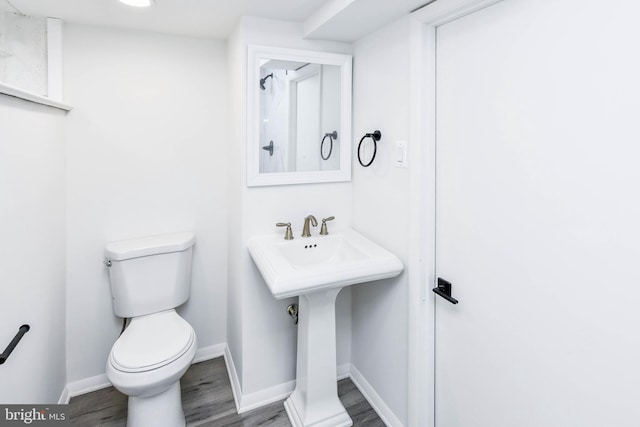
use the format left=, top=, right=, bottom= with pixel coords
left=104, top=231, right=197, bottom=427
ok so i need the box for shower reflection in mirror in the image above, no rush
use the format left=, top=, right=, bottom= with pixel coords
left=259, top=60, right=341, bottom=174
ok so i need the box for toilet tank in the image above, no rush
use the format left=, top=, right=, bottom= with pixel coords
left=105, top=232, right=195, bottom=318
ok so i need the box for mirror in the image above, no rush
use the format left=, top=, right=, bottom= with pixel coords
left=247, top=45, right=352, bottom=186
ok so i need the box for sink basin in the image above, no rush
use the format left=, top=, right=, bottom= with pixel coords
left=248, top=228, right=403, bottom=299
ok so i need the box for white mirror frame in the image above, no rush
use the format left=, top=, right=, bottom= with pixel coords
left=247, top=45, right=352, bottom=187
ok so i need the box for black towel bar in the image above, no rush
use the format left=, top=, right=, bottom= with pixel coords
left=0, top=324, right=30, bottom=365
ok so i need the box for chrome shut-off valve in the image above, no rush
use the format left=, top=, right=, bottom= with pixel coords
left=287, top=304, right=299, bottom=325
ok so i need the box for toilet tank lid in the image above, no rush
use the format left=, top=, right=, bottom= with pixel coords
left=105, top=232, right=195, bottom=260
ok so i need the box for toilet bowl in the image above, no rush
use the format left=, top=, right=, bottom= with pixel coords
left=106, top=310, right=197, bottom=427
left=104, top=232, right=197, bottom=427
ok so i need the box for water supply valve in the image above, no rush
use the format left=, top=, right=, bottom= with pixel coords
left=287, top=304, right=298, bottom=325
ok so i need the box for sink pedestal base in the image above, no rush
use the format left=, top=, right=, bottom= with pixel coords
left=284, top=288, right=353, bottom=427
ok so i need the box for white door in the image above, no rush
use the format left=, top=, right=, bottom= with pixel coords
left=435, top=1, right=640, bottom=426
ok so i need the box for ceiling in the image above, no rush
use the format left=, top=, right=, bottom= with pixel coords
left=0, top=0, right=433, bottom=41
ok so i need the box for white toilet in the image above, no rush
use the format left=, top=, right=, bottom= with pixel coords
left=104, top=231, right=197, bottom=427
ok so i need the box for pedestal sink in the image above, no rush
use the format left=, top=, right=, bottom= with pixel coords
left=248, top=228, right=403, bottom=427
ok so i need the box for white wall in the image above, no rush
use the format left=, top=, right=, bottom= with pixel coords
left=351, top=16, right=412, bottom=425
left=63, top=24, right=229, bottom=382
left=226, top=24, right=245, bottom=387
left=0, top=95, right=66, bottom=403
left=226, top=17, right=353, bottom=398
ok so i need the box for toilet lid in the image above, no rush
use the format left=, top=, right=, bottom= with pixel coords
left=110, top=310, right=195, bottom=373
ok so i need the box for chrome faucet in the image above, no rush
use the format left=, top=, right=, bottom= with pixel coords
left=301, top=215, right=317, bottom=237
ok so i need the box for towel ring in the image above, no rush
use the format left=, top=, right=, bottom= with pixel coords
left=357, top=130, right=382, bottom=167
left=321, top=131, right=337, bottom=160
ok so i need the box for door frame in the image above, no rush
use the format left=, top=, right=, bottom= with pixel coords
left=406, top=1, right=504, bottom=425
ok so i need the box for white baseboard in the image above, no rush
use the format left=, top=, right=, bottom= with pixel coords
left=223, top=345, right=242, bottom=413
left=58, top=386, right=70, bottom=404
left=349, top=364, right=403, bottom=427
left=337, top=362, right=351, bottom=380
left=66, top=373, right=112, bottom=399
left=193, top=343, right=226, bottom=364
left=223, top=345, right=294, bottom=414
left=238, top=378, right=296, bottom=414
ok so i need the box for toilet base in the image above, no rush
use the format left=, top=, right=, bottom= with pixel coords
left=127, top=381, right=185, bottom=427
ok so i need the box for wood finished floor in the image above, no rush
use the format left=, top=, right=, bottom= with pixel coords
left=69, top=357, right=385, bottom=426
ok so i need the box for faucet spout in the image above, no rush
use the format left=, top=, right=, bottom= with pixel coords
left=301, top=215, right=318, bottom=237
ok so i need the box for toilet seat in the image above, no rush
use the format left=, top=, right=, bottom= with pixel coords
left=110, top=310, right=195, bottom=373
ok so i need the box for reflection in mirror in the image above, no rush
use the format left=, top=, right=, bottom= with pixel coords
left=259, top=61, right=341, bottom=174
left=247, top=45, right=352, bottom=187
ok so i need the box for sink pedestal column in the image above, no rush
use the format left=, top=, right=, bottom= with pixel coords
left=284, top=287, right=352, bottom=427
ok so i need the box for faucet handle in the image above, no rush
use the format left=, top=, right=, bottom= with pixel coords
left=276, top=222, right=294, bottom=240
left=319, top=216, right=335, bottom=235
